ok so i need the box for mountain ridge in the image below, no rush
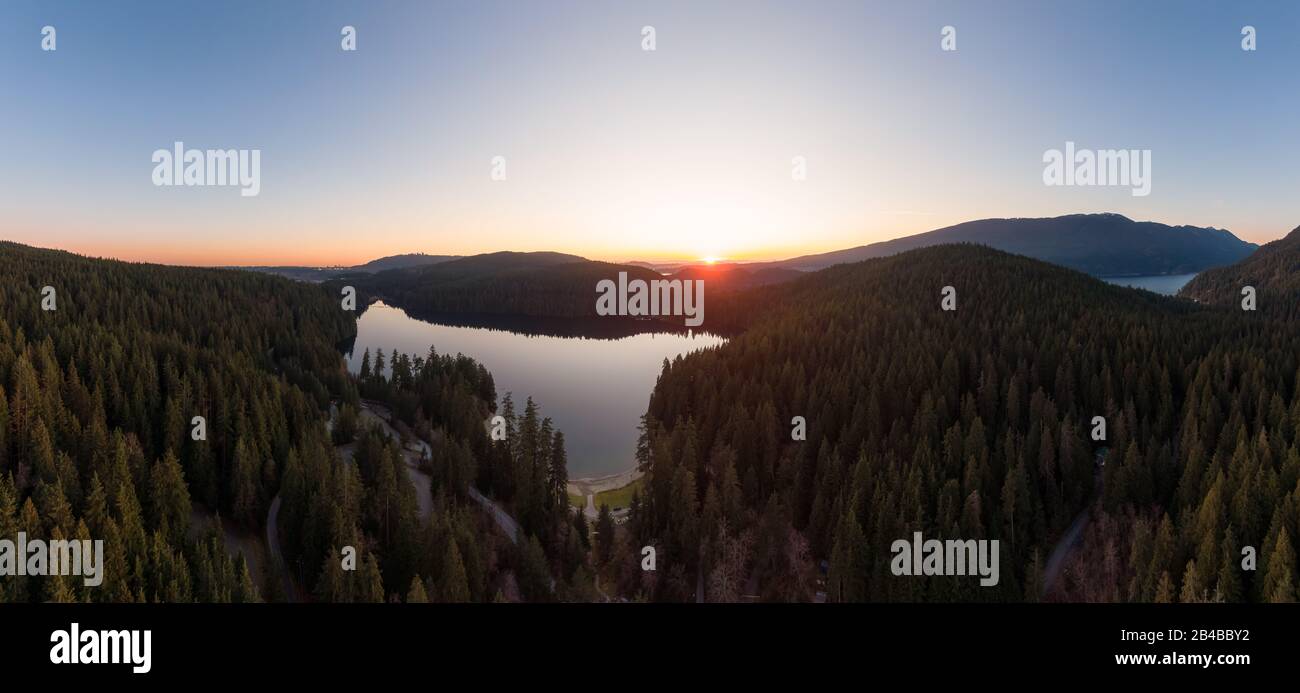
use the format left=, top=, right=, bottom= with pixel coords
left=744, top=213, right=1255, bottom=277
left=241, top=213, right=1257, bottom=286
left=1179, top=224, right=1300, bottom=315
left=237, top=252, right=461, bottom=282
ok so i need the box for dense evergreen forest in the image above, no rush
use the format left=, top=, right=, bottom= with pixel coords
left=0, top=241, right=589, bottom=603
left=6, top=235, right=1298, bottom=604
left=0, top=241, right=354, bottom=602
left=332, top=251, right=768, bottom=330
left=280, top=344, right=593, bottom=603
left=1181, top=225, right=1300, bottom=318
left=331, top=252, right=662, bottom=320
left=625, top=244, right=1300, bottom=602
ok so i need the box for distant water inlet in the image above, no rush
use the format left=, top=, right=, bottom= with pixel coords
left=1101, top=273, right=1197, bottom=295
left=344, top=302, right=726, bottom=478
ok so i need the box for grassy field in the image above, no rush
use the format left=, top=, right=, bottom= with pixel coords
left=593, top=477, right=644, bottom=511
left=568, top=493, right=586, bottom=508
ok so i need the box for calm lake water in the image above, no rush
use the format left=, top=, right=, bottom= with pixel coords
left=345, top=302, right=726, bottom=478
left=1101, top=273, right=1197, bottom=295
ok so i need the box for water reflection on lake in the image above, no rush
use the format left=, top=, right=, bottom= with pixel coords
left=344, top=302, right=726, bottom=478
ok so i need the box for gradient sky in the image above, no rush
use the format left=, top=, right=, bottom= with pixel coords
left=2, top=0, right=1299, bottom=266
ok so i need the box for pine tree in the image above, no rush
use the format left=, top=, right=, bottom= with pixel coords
left=1265, top=565, right=1296, bottom=603
left=315, top=548, right=347, bottom=602
left=44, top=566, right=77, bottom=603
left=1262, top=528, right=1296, bottom=603
left=360, top=553, right=386, bottom=603
left=406, top=575, right=429, bottom=603
left=573, top=505, right=590, bottom=552
left=235, top=556, right=260, bottom=603
left=440, top=540, right=471, bottom=603
left=149, top=450, right=191, bottom=544
left=1023, top=548, right=1043, bottom=602
left=0, top=386, right=8, bottom=473
left=359, top=348, right=371, bottom=381
left=828, top=510, right=867, bottom=602
left=1154, top=571, right=1174, bottom=603
left=1179, top=560, right=1202, bottom=603
left=0, top=475, right=20, bottom=602
left=1215, top=525, right=1242, bottom=602
left=101, top=519, right=133, bottom=603
left=30, top=419, right=56, bottom=485
left=515, top=534, right=551, bottom=602
left=36, top=480, right=74, bottom=538
left=114, top=479, right=147, bottom=561
left=549, top=431, right=568, bottom=517
left=231, top=437, right=259, bottom=526
left=667, top=468, right=698, bottom=567
left=595, top=504, right=615, bottom=565
left=83, top=474, right=110, bottom=538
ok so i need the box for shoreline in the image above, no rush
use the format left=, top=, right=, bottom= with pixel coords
left=568, top=466, right=643, bottom=496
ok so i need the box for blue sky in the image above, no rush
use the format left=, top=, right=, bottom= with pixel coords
left=2, top=0, right=1298, bottom=265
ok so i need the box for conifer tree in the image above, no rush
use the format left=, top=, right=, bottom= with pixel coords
left=360, top=553, right=386, bottom=603
left=1262, top=528, right=1297, bottom=603
left=595, top=504, right=615, bottom=565
left=149, top=450, right=191, bottom=544
left=440, top=541, right=471, bottom=603
left=407, top=575, right=429, bottom=603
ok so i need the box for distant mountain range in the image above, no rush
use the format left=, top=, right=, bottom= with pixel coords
left=246, top=214, right=1261, bottom=319
left=661, top=263, right=805, bottom=290
left=746, top=213, right=1256, bottom=277
left=236, top=252, right=459, bottom=282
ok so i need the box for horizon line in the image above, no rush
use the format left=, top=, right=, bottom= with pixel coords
left=3, top=210, right=1270, bottom=269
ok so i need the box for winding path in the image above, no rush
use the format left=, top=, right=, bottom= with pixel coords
left=358, top=400, right=524, bottom=543
left=264, top=400, right=546, bottom=601
left=1042, top=462, right=1105, bottom=599
left=266, top=495, right=300, bottom=602
left=467, top=485, right=521, bottom=545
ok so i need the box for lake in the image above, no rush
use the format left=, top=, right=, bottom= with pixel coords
left=344, top=302, right=726, bottom=478
left=1101, top=273, right=1197, bottom=295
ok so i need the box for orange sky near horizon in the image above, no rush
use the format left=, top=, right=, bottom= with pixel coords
left=12, top=235, right=854, bottom=268
left=7, top=208, right=1286, bottom=269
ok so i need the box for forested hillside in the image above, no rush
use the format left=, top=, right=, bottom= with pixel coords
left=0, top=242, right=586, bottom=603
left=658, top=263, right=804, bottom=291
left=625, top=244, right=1300, bottom=602
left=296, top=346, right=594, bottom=602
left=333, top=252, right=666, bottom=320
left=9, top=237, right=1296, bottom=605
left=240, top=252, right=459, bottom=282
left=333, top=251, right=758, bottom=331
left=1180, top=225, right=1300, bottom=318
left=0, top=241, right=355, bottom=602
